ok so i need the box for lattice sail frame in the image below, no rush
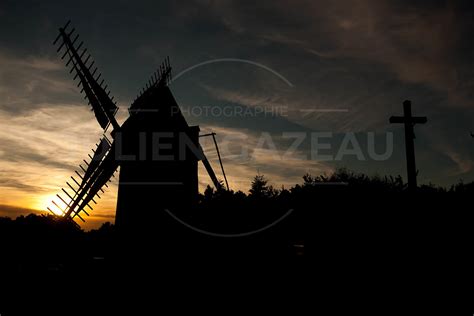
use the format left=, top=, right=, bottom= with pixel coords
left=47, top=20, right=121, bottom=222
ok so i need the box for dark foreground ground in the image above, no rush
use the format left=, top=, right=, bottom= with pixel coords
left=0, top=172, right=470, bottom=314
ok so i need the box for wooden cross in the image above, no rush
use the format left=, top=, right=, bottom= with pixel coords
left=390, top=100, right=427, bottom=191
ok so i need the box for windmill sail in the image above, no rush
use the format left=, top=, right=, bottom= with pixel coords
left=72, top=149, right=119, bottom=219
left=79, top=137, right=111, bottom=189
left=54, top=21, right=120, bottom=132
left=46, top=137, right=117, bottom=222
left=76, top=69, right=110, bottom=129
left=129, top=56, right=172, bottom=113
left=65, top=141, right=118, bottom=218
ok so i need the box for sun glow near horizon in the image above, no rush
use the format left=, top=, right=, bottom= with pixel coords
left=34, top=194, right=67, bottom=216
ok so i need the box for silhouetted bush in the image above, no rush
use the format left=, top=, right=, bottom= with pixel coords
left=0, top=169, right=471, bottom=274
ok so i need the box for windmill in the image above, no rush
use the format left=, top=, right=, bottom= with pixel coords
left=47, top=20, right=228, bottom=230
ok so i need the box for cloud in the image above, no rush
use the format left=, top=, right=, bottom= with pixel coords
left=171, top=0, right=473, bottom=185
left=0, top=0, right=473, bottom=227
left=203, top=0, right=474, bottom=108
left=445, top=150, right=473, bottom=175
left=0, top=51, right=81, bottom=114
left=0, top=178, right=46, bottom=192
left=0, top=204, right=42, bottom=218
left=0, top=102, right=118, bottom=225
left=198, top=124, right=332, bottom=192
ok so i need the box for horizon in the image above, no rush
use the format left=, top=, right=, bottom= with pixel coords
left=0, top=167, right=471, bottom=231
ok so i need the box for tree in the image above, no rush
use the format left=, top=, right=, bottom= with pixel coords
left=249, top=174, right=277, bottom=198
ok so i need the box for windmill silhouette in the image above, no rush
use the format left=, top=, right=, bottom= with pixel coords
left=47, top=20, right=227, bottom=230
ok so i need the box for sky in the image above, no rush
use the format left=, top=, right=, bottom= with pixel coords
left=0, top=0, right=473, bottom=229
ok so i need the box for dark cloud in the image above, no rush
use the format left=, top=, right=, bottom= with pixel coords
left=0, top=51, right=82, bottom=114
left=0, top=204, right=41, bottom=217
left=0, top=137, right=74, bottom=170
left=0, top=178, right=45, bottom=192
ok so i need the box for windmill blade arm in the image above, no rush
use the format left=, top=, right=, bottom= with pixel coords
left=66, top=139, right=112, bottom=216
left=198, top=135, right=228, bottom=190
left=74, top=153, right=119, bottom=217
left=81, top=137, right=111, bottom=182
left=57, top=25, right=120, bottom=131
left=211, top=133, right=229, bottom=190
left=201, top=155, right=222, bottom=190
left=77, top=70, right=110, bottom=129
left=66, top=163, right=102, bottom=217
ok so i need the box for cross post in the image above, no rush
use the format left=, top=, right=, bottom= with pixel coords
left=389, top=100, right=427, bottom=191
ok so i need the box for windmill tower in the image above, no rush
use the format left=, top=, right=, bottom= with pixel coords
left=48, top=21, right=226, bottom=233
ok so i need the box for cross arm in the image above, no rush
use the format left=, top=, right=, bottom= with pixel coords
left=412, top=117, right=427, bottom=124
